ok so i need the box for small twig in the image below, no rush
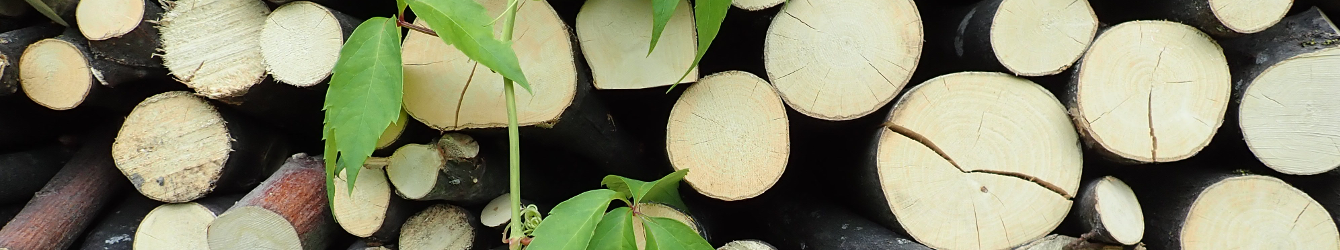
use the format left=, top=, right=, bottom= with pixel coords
left=398, top=15, right=438, bottom=37
left=363, top=157, right=390, bottom=169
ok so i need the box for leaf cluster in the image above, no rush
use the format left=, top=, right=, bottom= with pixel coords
left=527, top=169, right=712, bottom=250
left=648, top=0, right=732, bottom=90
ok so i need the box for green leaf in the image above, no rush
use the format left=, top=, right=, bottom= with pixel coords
left=406, top=0, right=531, bottom=92
left=647, top=0, right=679, bottom=55
left=668, top=0, right=731, bottom=91
left=641, top=216, right=713, bottom=250
left=323, top=17, right=404, bottom=194
left=602, top=169, right=689, bottom=211
left=588, top=207, right=636, bottom=250
left=528, top=189, right=621, bottom=250
left=23, top=0, right=67, bottom=26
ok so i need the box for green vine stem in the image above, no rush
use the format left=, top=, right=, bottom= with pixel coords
left=500, top=0, right=524, bottom=248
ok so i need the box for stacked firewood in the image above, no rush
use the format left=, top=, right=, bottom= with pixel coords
left=1, top=0, right=1339, bottom=249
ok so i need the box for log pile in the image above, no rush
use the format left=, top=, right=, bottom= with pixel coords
left=3, top=0, right=1340, bottom=249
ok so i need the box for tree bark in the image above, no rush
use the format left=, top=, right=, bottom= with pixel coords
left=1065, top=176, right=1145, bottom=245
left=0, top=122, right=126, bottom=250
left=77, top=0, right=163, bottom=70
left=385, top=134, right=507, bottom=205
left=926, top=0, right=1098, bottom=76
left=0, top=22, right=61, bottom=97
left=76, top=194, right=162, bottom=250
left=207, top=153, right=331, bottom=250
left=1090, top=0, right=1293, bottom=37
left=19, top=28, right=169, bottom=111
left=756, top=196, right=930, bottom=250
left=0, top=144, right=73, bottom=205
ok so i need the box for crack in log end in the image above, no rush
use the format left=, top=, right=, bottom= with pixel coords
left=1147, top=85, right=1156, bottom=161
left=883, top=123, right=1074, bottom=199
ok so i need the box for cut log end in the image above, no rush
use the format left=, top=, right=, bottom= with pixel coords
left=576, top=0, right=697, bottom=90
left=1177, top=175, right=1337, bottom=249
left=989, top=0, right=1098, bottom=76
left=763, top=0, right=921, bottom=121
left=1208, top=0, right=1292, bottom=34
left=480, top=193, right=513, bottom=228
left=112, top=91, right=232, bottom=203
left=399, top=204, right=480, bottom=250
left=403, top=0, right=575, bottom=130
left=208, top=206, right=305, bottom=250
left=633, top=203, right=701, bottom=250
left=261, top=1, right=344, bottom=87
left=332, top=167, right=392, bottom=238
left=1087, top=176, right=1144, bottom=245
left=159, top=0, right=269, bottom=100
left=386, top=143, right=445, bottom=200
left=1073, top=20, right=1229, bottom=163
left=134, top=202, right=218, bottom=250
left=717, top=240, right=776, bottom=250
left=667, top=71, right=788, bottom=201
left=877, top=72, right=1081, bottom=250
left=19, top=38, right=91, bottom=110
left=1240, top=47, right=1340, bottom=175
left=376, top=110, right=409, bottom=150
left=731, top=0, right=783, bottom=11
left=74, top=0, right=144, bottom=40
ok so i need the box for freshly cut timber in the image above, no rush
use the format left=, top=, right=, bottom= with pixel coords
left=1091, top=0, right=1292, bottom=37
left=0, top=145, right=72, bottom=204
left=575, top=0, right=697, bottom=89
left=717, top=240, right=777, bottom=250
left=77, top=194, right=162, bottom=250
left=943, top=0, right=1098, bottom=76
left=758, top=197, right=930, bottom=250
left=19, top=28, right=159, bottom=110
left=1221, top=8, right=1340, bottom=175
left=0, top=124, right=125, bottom=250
left=860, top=72, right=1082, bottom=250
left=0, top=23, right=61, bottom=97
left=631, top=203, right=705, bottom=250
left=384, top=134, right=506, bottom=204
left=332, top=166, right=413, bottom=242
left=207, top=154, right=332, bottom=250
left=260, top=1, right=356, bottom=87
left=1068, top=176, right=1144, bottom=245
left=1068, top=20, right=1231, bottom=163
left=158, top=0, right=270, bottom=100
left=667, top=71, right=788, bottom=201
left=732, top=0, right=783, bottom=11
left=398, top=204, right=488, bottom=250
left=764, top=0, right=922, bottom=121
left=401, top=0, right=574, bottom=131
left=133, top=195, right=241, bottom=250
left=112, top=91, right=290, bottom=203
left=1131, top=172, right=1337, bottom=249
left=75, top=0, right=164, bottom=69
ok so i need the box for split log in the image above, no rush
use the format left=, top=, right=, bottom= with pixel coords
left=1219, top=8, right=1340, bottom=175
left=1067, top=176, right=1144, bottom=245
left=112, top=91, right=291, bottom=203
left=19, top=28, right=161, bottom=110
left=633, top=203, right=706, bottom=250
left=758, top=197, right=930, bottom=250
left=1067, top=20, right=1231, bottom=163
left=76, top=194, right=161, bottom=250
left=574, top=0, right=697, bottom=89
left=0, top=23, right=61, bottom=97
left=398, top=204, right=490, bottom=250
left=0, top=144, right=72, bottom=205
left=666, top=71, right=788, bottom=201
left=731, top=0, right=782, bottom=11
left=402, top=0, right=651, bottom=179
left=384, top=133, right=506, bottom=204
left=260, top=1, right=356, bottom=87
left=0, top=123, right=126, bottom=250
left=158, top=0, right=270, bottom=100
left=858, top=72, right=1082, bottom=250
left=1090, top=0, right=1292, bottom=37
left=332, top=166, right=414, bottom=243
left=207, top=153, right=332, bottom=250
left=1128, top=171, right=1337, bottom=249
left=74, top=0, right=163, bottom=69
left=763, top=0, right=921, bottom=121
left=24, top=0, right=78, bottom=26
left=934, top=0, right=1098, bottom=76
left=133, top=194, right=241, bottom=250
left=717, top=240, right=776, bottom=250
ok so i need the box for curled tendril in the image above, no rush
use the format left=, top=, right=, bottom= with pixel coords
left=521, top=204, right=543, bottom=235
